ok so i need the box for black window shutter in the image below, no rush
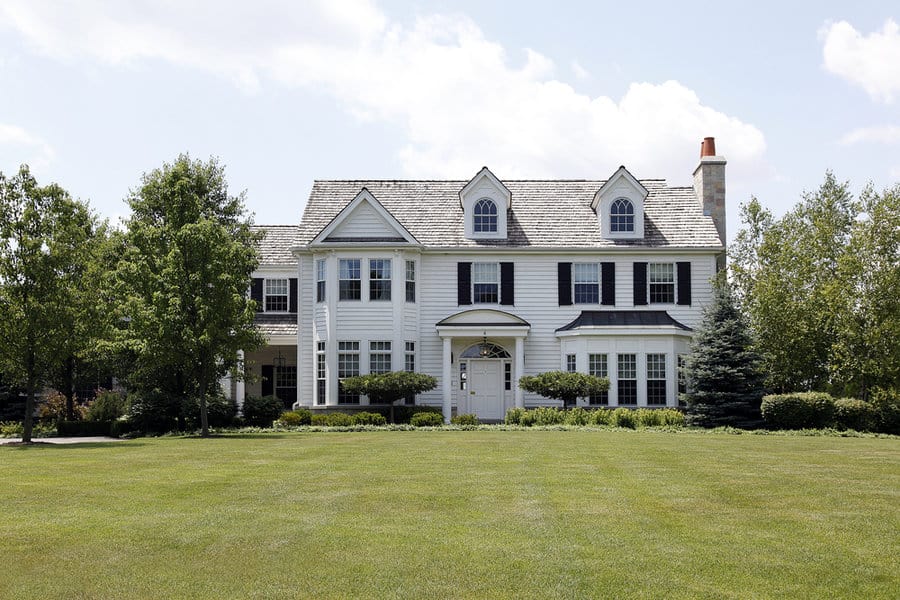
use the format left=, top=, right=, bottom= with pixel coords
left=261, top=365, right=274, bottom=397
left=289, top=278, right=298, bottom=312
left=457, top=262, right=472, bottom=305
left=500, top=262, right=514, bottom=305
left=633, top=263, right=648, bottom=306
left=677, top=262, right=691, bottom=305
left=558, top=263, right=572, bottom=306
left=251, top=278, right=264, bottom=310
left=601, top=262, right=615, bottom=306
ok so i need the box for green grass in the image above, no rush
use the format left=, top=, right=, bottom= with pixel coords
left=1, top=431, right=898, bottom=599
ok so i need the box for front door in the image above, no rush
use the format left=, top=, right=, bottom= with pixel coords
left=468, top=360, right=503, bottom=420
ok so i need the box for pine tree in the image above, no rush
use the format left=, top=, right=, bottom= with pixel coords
left=684, top=278, right=765, bottom=428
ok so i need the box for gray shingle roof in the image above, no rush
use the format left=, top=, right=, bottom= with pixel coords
left=297, top=180, right=722, bottom=249
left=252, top=225, right=299, bottom=265
left=254, top=313, right=297, bottom=337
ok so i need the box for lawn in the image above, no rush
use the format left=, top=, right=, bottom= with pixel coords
left=1, top=431, right=898, bottom=599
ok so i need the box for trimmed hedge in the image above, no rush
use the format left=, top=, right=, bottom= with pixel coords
left=761, top=393, right=836, bottom=429
left=451, top=413, right=480, bottom=425
left=242, top=395, right=283, bottom=427
left=352, top=412, right=387, bottom=426
left=504, top=406, right=685, bottom=428
left=834, top=398, right=877, bottom=432
left=410, top=412, right=444, bottom=427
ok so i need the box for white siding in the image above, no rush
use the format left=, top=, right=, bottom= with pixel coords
left=329, top=202, right=400, bottom=239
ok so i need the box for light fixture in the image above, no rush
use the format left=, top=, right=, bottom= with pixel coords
left=479, top=334, right=490, bottom=357
left=274, top=350, right=286, bottom=369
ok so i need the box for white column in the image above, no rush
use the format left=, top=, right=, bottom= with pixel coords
left=442, top=337, right=452, bottom=423
left=326, top=252, right=338, bottom=406
left=514, top=336, right=525, bottom=409
left=235, top=349, right=246, bottom=412
left=392, top=251, right=404, bottom=371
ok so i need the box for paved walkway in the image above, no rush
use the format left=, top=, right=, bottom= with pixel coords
left=1, top=436, right=126, bottom=445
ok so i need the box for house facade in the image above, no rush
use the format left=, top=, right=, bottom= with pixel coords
left=230, top=138, right=727, bottom=422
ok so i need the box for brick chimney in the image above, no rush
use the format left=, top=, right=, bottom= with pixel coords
left=693, top=137, right=726, bottom=251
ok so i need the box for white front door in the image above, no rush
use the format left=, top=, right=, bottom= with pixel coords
left=468, top=360, right=503, bottom=420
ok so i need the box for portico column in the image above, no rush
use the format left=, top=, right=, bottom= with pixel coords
left=514, top=336, right=525, bottom=409
left=442, top=337, right=452, bottom=424
left=235, top=349, right=246, bottom=412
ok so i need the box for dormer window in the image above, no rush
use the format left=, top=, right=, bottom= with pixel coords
left=474, top=198, right=498, bottom=233
left=610, top=198, right=634, bottom=233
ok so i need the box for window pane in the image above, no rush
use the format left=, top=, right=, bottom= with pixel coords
left=566, top=354, right=577, bottom=373
left=473, top=263, right=498, bottom=303
left=588, top=353, right=608, bottom=405
left=474, top=198, right=498, bottom=233
left=406, top=260, right=416, bottom=302
left=264, top=278, right=289, bottom=312
left=610, top=198, right=635, bottom=233
left=617, top=354, right=636, bottom=379
left=648, top=263, right=675, bottom=304
left=339, top=259, right=361, bottom=301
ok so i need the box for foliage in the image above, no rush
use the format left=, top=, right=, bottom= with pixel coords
left=0, top=420, right=55, bottom=438
left=731, top=175, right=900, bottom=397
left=38, top=392, right=88, bottom=422
left=276, top=409, right=312, bottom=427
left=56, top=420, right=115, bottom=437
left=241, top=395, right=283, bottom=428
left=410, top=412, right=444, bottom=427
left=86, top=391, right=127, bottom=422
left=683, top=279, right=765, bottom=428
left=517, top=371, right=609, bottom=408
left=761, top=393, right=836, bottom=430
left=450, top=413, right=479, bottom=426
left=340, top=371, right=438, bottom=422
left=833, top=398, right=877, bottom=432
left=610, top=408, right=636, bottom=428
left=869, top=388, right=900, bottom=435
left=352, top=411, right=387, bottom=426
left=0, top=165, right=102, bottom=442
left=563, top=407, right=590, bottom=425
left=126, top=390, right=182, bottom=433
left=111, top=155, right=264, bottom=436
left=390, top=405, right=443, bottom=425
left=504, top=406, right=685, bottom=428
left=589, top=408, right=612, bottom=426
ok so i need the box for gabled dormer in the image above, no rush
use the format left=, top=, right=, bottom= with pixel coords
left=459, top=167, right=511, bottom=240
left=592, top=166, right=648, bottom=240
left=310, top=188, right=419, bottom=246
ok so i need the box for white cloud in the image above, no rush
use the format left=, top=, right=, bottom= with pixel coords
left=821, top=19, right=900, bottom=103
left=0, top=123, right=54, bottom=173
left=0, top=1, right=767, bottom=183
left=840, top=125, right=900, bottom=145
left=571, top=60, right=590, bottom=81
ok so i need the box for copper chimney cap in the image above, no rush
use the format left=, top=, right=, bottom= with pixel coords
left=700, top=137, right=716, bottom=157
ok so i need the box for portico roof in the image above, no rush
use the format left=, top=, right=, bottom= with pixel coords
left=436, top=309, right=530, bottom=338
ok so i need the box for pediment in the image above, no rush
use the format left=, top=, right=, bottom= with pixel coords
left=436, top=309, right=530, bottom=327
left=458, top=166, right=511, bottom=210
left=591, top=166, right=649, bottom=210
left=311, top=188, right=418, bottom=245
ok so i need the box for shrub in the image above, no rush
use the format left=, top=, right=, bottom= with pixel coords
left=276, top=410, right=305, bottom=427
left=310, top=413, right=329, bottom=426
left=39, top=392, right=87, bottom=422
left=564, top=407, right=590, bottom=426
left=761, top=392, right=836, bottom=429
left=518, top=371, right=608, bottom=408
left=451, top=413, right=479, bottom=426
left=869, top=388, right=900, bottom=435
left=392, top=405, right=442, bottom=424
left=309, top=412, right=355, bottom=427
left=127, top=389, right=182, bottom=433
left=611, top=408, right=636, bottom=428
left=634, top=408, right=662, bottom=427
left=86, top=391, right=127, bottom=422
left=1, top=421, right=23, bottom=437
left=833, top=398, right=877, bottom=431
left=242, top=395, right=284, bottom=427
left=352, top=411, right=387, bottom=426
left=504, top=407, right=526, bottom=425
left=56, top=420, right=114, bottom=437
left=410, top=412, right=444, bottom=427
left=530, top=406, right=566, bottom=425
left=589, top=408, right=612, bottom=426
left=657, top=408, right=686, bottom=427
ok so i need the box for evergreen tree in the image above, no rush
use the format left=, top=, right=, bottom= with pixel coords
left=684, top=278, right=765, bottom=428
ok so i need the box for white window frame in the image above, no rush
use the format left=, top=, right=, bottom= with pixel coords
left=337, top=341, right=360, bottom=404
left=264, top=278, right=289, bottom=313
left=339, top=259, right=361, bottom=301
left=648, top=263, right=676, bottom=304
left=610, top=197, right=635, bottom=233
left=472, top=262, right=499, bottom=304
left=473, top=198, right=499, bottom=233
left=588, top=353, right=608, bottom=406
left=405, top=260, right=416, bottom=303
left=617, top=353, right=637, bottom=406
left=369, top=259, right=392, bottom=301
left=646, top=353, right=667, bottom=406
left=573, top=263, right=600, bottom=304
left=315, top=259, right=326, bottom=303
left=369, top=341, right=392, bottom=374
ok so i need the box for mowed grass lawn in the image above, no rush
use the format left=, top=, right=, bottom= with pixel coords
left=1, top=431, right=898, bottom=599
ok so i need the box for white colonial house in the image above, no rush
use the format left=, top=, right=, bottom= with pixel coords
left=228, top=137, right=728, bottom=422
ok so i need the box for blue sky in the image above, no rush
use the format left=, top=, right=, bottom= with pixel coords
left=1, top=1, right=897, bottom=240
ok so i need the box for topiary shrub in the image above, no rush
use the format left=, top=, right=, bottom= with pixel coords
left=242, top=395, right=283, bottom=427
left=451, top=413, right=479, bottom=425
left=869, top=388, right=900, bottom=434
left=589, top=408, right=612, bottom=426
left=410, top=412, right=444, bottom=427
left=760, top=392, right=836, bottom=429
left=86, top=391, right=127, bottom=422
left=518, top=371, right=609, bottom=409
left=833, top=398, right=877, bottom=431
left=610, top=408, right=636, bottom=428
left=352, top=411, right=387, bottom=426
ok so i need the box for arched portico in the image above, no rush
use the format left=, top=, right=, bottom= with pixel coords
left=435, top=309, right=530, bottom=423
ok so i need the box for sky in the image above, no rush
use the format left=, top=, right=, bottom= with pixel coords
left=1, top=1, right=898, bottom=241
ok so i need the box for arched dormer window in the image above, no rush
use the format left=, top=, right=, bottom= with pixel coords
left=473, top=198, right=498, bottom=233
left=610, top=198, right=634, bottom=233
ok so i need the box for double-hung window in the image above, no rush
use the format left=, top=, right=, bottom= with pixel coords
left=617, top=354, right=637, bottom=405
left=339, top=259, right=361, bottom=301
left=264, top=278, right=289, bottom=312
left=337, top=341, right=360, bottom=404
left=588, top=353, right=608, bottom=406
left=275, top=365, right=297, bottom=409
left=647, top=354, right=667, bottom=406
left=404, top=342, right=416, bottom=404
left=369, top=259, right=391, bottom=301
left=316, top=342, right=326, bottom=405
left=405, top=260, right=416, bottom=303
left=472, top=263, right=499, bottom=303
left=369, top=341, right=392, bottom=374
left=316, top=259, right=326, bottom=303
left=573, top=263, right=600, bottom=304
left=565, top=354, right=577, bottom=373
left=648, top=263, right=675, bottom=304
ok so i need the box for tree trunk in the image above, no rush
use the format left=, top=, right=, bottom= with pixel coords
left=64, top=354, right=75, bottom=420
left=199, top=367, right=209, bottom=437
left=23, top=351, right=35, bottom=444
